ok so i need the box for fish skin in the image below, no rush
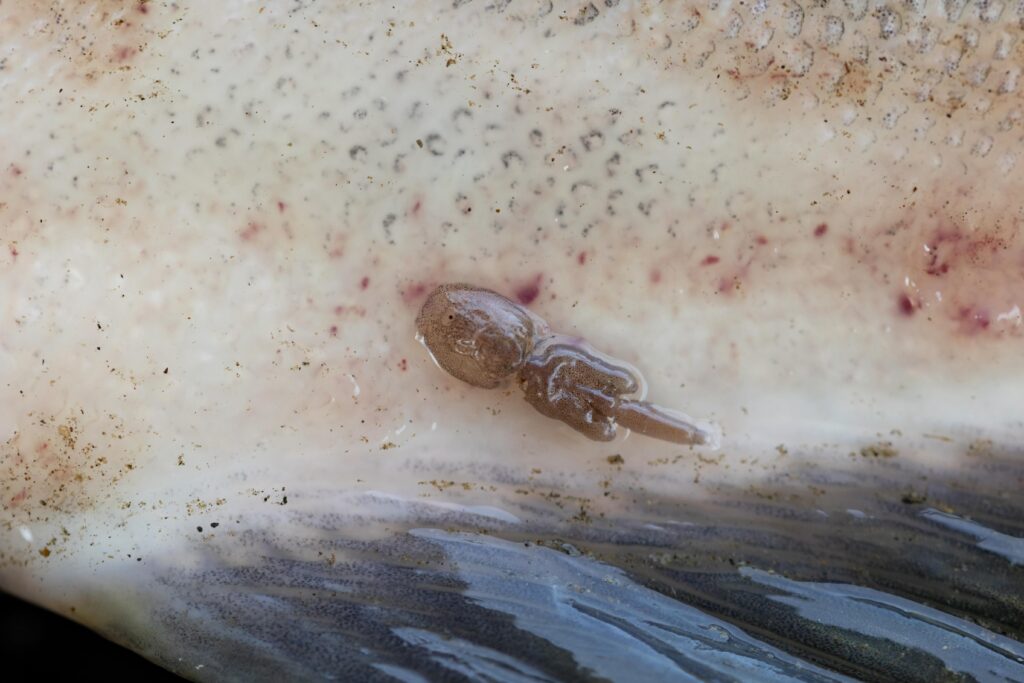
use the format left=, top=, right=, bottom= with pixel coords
left=0, top=0, right=1023, bottom=680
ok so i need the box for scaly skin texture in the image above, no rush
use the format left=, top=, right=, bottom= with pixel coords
left=0, top=0, right=1022, bottom=673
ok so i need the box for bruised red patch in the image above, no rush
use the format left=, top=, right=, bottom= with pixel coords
left=814, top=223, right=828, bottom=237
left=515, top=277, right=542, bottom=305
left=701, top=255, right=720, bottom=266
left=649, top=269, right=662, bottom=284
left=9, top=245, right=18, bottom=259
left=112, top=45, right=137, bottom=63
left=329, top=325, right=339, bottom=337
left=956, top=306, right=991, bottom=334
left=897, top=293, right=915, bottom=317
left=577, top=251, right=587, bottom=265
left=334, top=304, right=367, bottom=317
left=277, top=201, right=287, bottom=213
left=8, top=487, right=28, bottom=508
left=360, top=276, right=370, bottom=290
left=239, top=221, right=263, bottom=241
left=398, top=358, right=408, bottom=371
left=9, top=164, right=22, bottom=177
left=402, top=282, right=428, bottom=303
left=755, top=235, right=769, bottom=246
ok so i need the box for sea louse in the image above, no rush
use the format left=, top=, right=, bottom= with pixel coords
left=416, top=283, right=720, bottom=447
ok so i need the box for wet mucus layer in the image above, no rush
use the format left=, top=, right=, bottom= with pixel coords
left=107, top=446, right=1024, bottom=683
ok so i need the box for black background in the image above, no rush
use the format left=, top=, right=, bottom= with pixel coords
left=0, top=592, right=182, bottom=680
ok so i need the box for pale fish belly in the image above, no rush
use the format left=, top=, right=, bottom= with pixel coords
left=1, top=0, right=1023, bottom=680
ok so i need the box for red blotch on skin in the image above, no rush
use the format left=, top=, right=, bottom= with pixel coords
left=335, top=304, right=367, bottom=317
left=402, top=282, right=428, bottom=303
left=329, top=325, right=339, bottom=337
left=701, top=255, right=720, bottom=266
left=137, top=1, right=150, bottom=13
left=9, top=164, right=22, bottom=177
left=112, top=46, right=137, bottom=62
left=9, top=245, right=18, bottom=259
left=814, top=223, right=828, bottom=237
left=239, top=221, right=263, bottom=241
left=411, top=198, right=423, bottom=216
left=649, top=269, right=662, bottom=284
left=277, top=201, right=287, bottom=213
left=515, top=277, right=542, bottom=305
left=755, top=235, right=769, bottom=246
left=718, top=276, right=738, bottom=294
left=956, top=306, right=991, bottom=334
left=360, top=276, right=370, bottom=290
left=398, top=358, right=408, bottom=371
left=897, top=293, right=916, bottom=317
left=9, top=487, right=27, bottom=508
left=577, top=251, right=587, bottom=265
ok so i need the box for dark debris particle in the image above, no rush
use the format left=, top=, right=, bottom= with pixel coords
left=901, top=491, right=927, bottom=505
left=196, top=526, right=203, bottom=533
left=210, top=522, right=219, bottom=528
left=860, top=442, right=898, bottom=458
left=607, top=454, right=624, bottom=465
left=574, top=2, right=600, bottom=25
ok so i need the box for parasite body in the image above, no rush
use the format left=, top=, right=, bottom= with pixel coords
left=417, top=283, right=718, bottom=447
left=415, top=283, right=546, bottom=389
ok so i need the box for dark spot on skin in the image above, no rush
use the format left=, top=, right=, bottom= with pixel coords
left=577, top=251, right=587, bottom=265
left=163, top=368, right=169, bottom=374
left=814, top=223, right=828, bottom=237
left=701, top=255, right=720, bottom=266
left=360, top=276, right=370, bottom=290
left=901, top=491, right=927, bottom=504
left=398, top=358, right=408, bottom=371
left=9, top=165, right=22, bottom=177
left=650, top=269, right=662, bottom=284
left=9, top=245, right=18, bottom=259
left=277, top=201, right=287, bottom=213
left=755, top=235, right=769, bottom=245
left=898, top=294, right=915, bottom=317
left=329, top=325, right=339, bottom=337
left=411, top=198, right=422, bottom=215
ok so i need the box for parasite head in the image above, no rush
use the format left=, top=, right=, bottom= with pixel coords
left=416, top=283, right=541, bottom=389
